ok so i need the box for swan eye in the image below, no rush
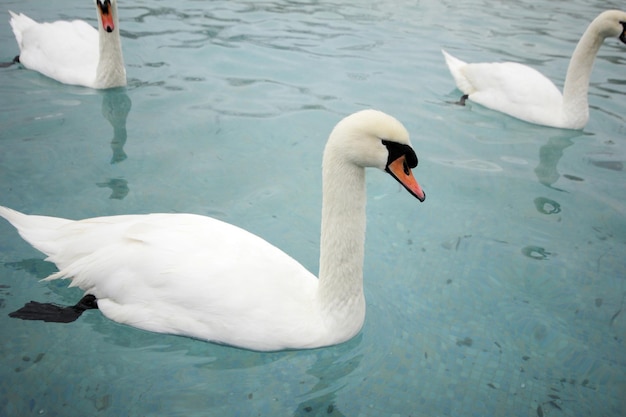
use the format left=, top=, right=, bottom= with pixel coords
left=381, top=139, right=418, bottom=168
left=97, top=0, right=111, bottom=14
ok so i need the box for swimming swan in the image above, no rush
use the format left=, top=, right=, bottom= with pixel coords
left=0, top=110, right=425, bottom=352
left=9, top=0, right=126, bottom=89
left=442, top=10, right=626, bottom=129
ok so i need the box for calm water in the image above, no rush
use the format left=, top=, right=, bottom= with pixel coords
left=1, top=0, right=625, bottom=416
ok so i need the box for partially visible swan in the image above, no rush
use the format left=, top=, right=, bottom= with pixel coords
left=0, top=110, right=425, bottom=352
left=9, top=0, right=126, bottom=89
left=442, top=10, right=626, bottom=129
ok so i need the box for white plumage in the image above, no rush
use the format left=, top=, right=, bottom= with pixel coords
left=9, top=0, right=126, bottom=89
left=0, top=110, right=425, bottom=352
left=442, top=10, right=626, bottom=129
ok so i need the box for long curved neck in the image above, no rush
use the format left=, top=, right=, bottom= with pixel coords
left=561, top=18, right=605, bottom=128
left=317, top=145, right=367, bottom=332
left=95, top=6, right=126, bottom=88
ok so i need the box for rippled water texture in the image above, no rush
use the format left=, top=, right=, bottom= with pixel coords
left=0, top=0, right=625, bottom=416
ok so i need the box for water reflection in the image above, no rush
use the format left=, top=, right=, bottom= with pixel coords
left=97, top=88, right=132, bottom=200
left=521, top=245, right=552, bottom=260
left=100, top=89, right=132, bottom=164
left=4, top=258, right=57, bottom=281
left=293, top=343, right=363, bottom=417
left=533, top=130, right=585, bottom=190
left=533, top=197, right=561, bottom=215
left=589, top=160, right=624, bottom=171
left=294, top=392, right=346, bottom=416
left=124, top=1, right=391, bottom=54
left=96, top=178, right=130, bottom=200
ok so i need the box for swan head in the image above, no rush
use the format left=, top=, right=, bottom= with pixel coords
left=325, top=109, right=425, bottom=202
left=96, top=0, right=118, bottom=33
left=593, top=10, right=626, bottom=43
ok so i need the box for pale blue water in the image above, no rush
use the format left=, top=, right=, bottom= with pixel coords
left=0, top=0, right=625, bottom=416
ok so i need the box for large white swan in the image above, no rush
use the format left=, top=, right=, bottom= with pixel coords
left=442, top=10, right=626, bottom=129
left=0, top=110, right=425, bottom=352
left=9, top=0, right=126, bottom=89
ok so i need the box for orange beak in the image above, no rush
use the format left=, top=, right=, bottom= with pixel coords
left=98, top=0, right=115, bottom=33
left=386, top=155, right=425, bottom=202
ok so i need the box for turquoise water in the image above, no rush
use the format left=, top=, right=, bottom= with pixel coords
left=1, top=0, right=625, bottom=415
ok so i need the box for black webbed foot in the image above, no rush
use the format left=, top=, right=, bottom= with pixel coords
left=446, top=94, right=469, bottom=106
left=0, top=55, right=20, bottom=68
left=9, top=294, right=98, bottom=323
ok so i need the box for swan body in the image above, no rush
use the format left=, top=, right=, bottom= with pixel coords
left=442, top=10, right=626, bottom=129
left=9, top=0, right=126, bottom=89
left=0, top=110, right=425, bottom=352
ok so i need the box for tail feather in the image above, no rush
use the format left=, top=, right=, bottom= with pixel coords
left=0, top=206, right=72, bottom=257
left=8, top=11, right=38, bottom=49
left=441, top=49, right=467, bottom=68
left=441, top=49, right=474, bottom=95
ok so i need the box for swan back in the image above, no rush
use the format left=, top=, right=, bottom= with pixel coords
left=10, top=13, right=100, bottom=86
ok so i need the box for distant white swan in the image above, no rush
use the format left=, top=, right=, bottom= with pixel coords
left=442, top=10, right=626, bottom=129
left=0, top=110, right=425, bottom=352
left=9, top=0, right=126, bottom=89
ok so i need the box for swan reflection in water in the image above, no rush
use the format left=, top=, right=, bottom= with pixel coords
left=101, top=88, right=131, bottom=164
left=533, top=130, right=583, bottom=192
left=96, top=178, right=129, bottom=200
left=96, top=88, right=131, bottom=199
